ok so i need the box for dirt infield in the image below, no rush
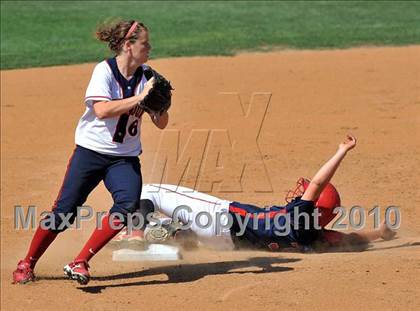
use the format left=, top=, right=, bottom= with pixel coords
left=1, top=46, right=420, bottom=310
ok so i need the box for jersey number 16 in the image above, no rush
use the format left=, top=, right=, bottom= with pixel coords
left=113, top=114, right=138, bottom=143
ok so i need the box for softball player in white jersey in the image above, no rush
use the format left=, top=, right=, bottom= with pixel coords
left=13, top=19, right=169, bottom=286
left=76, top=60, right=148, bottom=155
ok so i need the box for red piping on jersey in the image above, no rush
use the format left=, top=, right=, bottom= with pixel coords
left=51, top=147, right=77, bottom=211
left=85, top=95, right=112, bottom=101
left=228, top=205, right=286, bottom=219
left=148, top=184, right=223, bottom=205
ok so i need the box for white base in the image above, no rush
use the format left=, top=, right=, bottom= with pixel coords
left=112, top=244, right=182, bottom=261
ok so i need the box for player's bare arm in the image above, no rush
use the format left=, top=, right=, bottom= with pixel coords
left=302, top=134, right=357, bottom=202
left=320, top=221, right=397, bottom=252
left=92, top=77, right=155, bottom=119
left=349, top=221, right=397, bottom=243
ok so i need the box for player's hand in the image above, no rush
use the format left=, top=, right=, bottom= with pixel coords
left=338, top=134, right=357, bottom=152
left=140, top=77, right=155, bottom=97
left=380, top=221, right=397, bottom=241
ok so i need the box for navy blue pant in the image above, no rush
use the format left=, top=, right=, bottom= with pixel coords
left=49, top=145, right=142, bottom=232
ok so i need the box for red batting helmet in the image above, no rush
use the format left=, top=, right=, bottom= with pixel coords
left=285, top=177, right=341, bottom=227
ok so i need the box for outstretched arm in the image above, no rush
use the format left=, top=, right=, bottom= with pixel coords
left=319, top=221, right=397, bottom=251
left=302, top=134, right=357, bottom=202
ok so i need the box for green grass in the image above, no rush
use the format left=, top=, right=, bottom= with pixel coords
left=1, top=1, right=420, bottom=69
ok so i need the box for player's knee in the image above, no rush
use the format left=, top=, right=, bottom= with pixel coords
left=109, top=200, right=140, bottom=218
left=41, top=211, right=77, bottom=233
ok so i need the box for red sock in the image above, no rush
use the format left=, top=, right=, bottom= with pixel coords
left=24, top=226, right=58, bottom=269
left=74, top=214, right=123, bottom=262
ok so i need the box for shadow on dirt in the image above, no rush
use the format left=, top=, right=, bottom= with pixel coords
left=366, top=240, right=420, bottom=252
left=75, top=256, right=300, bottom=294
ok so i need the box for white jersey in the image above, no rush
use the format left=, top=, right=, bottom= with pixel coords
left=75, top=59, right=150, bottom=156
left=141, top=184, right=235, bottom=250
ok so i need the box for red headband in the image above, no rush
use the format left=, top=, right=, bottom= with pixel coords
left=125, top=21, right=138, bottom=39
